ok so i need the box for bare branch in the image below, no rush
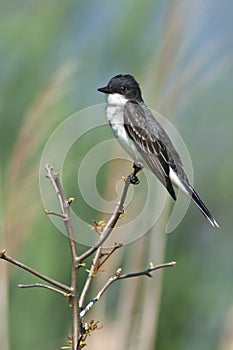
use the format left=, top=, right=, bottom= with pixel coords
left=18, top=283, right=71, bottom=297
left=79, top=243, right=123, bottom=309
left=98, top=242, right=123, bottom=269
left=45, top=165, right=78, bottom=262
left=45, top=164, right=80, bottom=350
left=78, top=163, right=142, bottom=312
left=80, top=261, right=176, bottom=318
left=45, top=165, right=64, bottom=209
left=117, top=261, right=176, bottom=279
left=44, top=209, right=66, bottom=219
left=79, top=246, right=102, bottom=309
left=77, top=163, right=143, bottom=265
left=0, top=249, right=71, bottom=293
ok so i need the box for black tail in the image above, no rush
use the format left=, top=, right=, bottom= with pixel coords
left=190, top=187, right=219, bottom=228
left=166, top=177, right=177, bottom=201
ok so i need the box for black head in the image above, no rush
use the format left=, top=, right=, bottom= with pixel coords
left=98, top=74, right=143, bottom=102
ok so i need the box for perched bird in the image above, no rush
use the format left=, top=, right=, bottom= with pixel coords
left=98, top=74, right=219, bottom=227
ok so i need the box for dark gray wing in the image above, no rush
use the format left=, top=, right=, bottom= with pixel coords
left=124, top=101, right=219, bottom=227
left=124, top=100, right=187, bottom=200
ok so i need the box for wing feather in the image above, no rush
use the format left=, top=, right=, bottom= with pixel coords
left=124, top=101, right=178, bottom=200
left=122, top=100, right=219, bottom=227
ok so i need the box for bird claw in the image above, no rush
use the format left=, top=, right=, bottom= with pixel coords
left=129, top=174, right=140, bottom=185
left=133, top=161, right=143, bottom=172
left=129, top=161, right=143, bottom=184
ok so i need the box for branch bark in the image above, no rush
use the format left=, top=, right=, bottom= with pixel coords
left=45, top=164, right=80, bottom=350
left=18, top=283, right=70, bottom=296
left=80, top=261, right=176, bottom=318
left=77, top=162, right=142, bottom=265
left=0, top=250, right=71, bottom=293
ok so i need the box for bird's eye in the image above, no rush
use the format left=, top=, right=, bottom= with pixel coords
left=120, top=85, right=126, bottom=92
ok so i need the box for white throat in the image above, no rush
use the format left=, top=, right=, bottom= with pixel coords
left=107, top=93, right=128, bottom=106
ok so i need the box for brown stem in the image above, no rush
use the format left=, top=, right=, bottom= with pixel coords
left=98, top=242, right=123, bottom=269
left=76, top=164, right=141, bottom=265
left=45, top=165, right=80, bottom=350
left=18, top=283, right=70, bottom=296
left=0, top=250, right=71, bottom=293
left=78, top=165, right=142, bottom=312
left=80, top=261, right=176, bottom=318
left=44, top=209, right=66, bottom=219
left=79, top=246, right=102, bottom=309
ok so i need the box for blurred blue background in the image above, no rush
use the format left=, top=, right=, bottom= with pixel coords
left=0, top=1, right=233, bottom=349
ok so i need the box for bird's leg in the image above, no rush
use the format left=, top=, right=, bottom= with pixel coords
left=130, top=161, right=143, bottom=185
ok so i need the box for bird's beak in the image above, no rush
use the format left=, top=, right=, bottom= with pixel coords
left=97, top=86, right=111, bottom=94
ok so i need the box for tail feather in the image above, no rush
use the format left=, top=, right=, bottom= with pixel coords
left=166, top=177, right=177, bottom=201
left=190, top=187, right=219, bottom=228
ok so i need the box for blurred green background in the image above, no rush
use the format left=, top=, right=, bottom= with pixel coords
left=1, top=1, right=233, bottom=349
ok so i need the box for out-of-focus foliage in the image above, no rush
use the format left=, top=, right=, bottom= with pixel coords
left=0, top=1, right=233, bottom=350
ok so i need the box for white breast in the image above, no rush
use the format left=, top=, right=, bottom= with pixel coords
left=107, top=93, right=128, bottom=106
left=105, top=96, right=139, bottom=160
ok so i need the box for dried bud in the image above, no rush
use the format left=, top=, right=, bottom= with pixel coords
left=90, top=220, right=106, bottom=234
left=115, top=268, right=122, bottom=276
left=68, top=197, right=75, bottom=205
left=0, top=249, right=6, bottom=257
left=119, top=210, right=125, bottom=218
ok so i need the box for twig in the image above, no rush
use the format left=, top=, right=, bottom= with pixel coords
left=77, top=162, right=143, bottom=265
left=98, top=242, right=123, bottom=269
left=45, top=164, right=142, bottom=349
left=45, top=164, right=80, bottom=350
left=79, top=243, right=123, bottom=309
left=78, top=164, right=142, bottom=311
left=44, top=209, right=66, bottom=219
left=0, top=249, right=71, bottom=293
left=116, top=261, right=176, bottom=279
left=80, top=261, right=176, bottom=318
left=18, top=283, right=71, bottom=297
left=45, top=165, right=78, bottom=262
left=79, top=246, right=102, bottom=309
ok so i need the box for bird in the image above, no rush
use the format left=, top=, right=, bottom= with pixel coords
left=98, top=74, right=219, bottom=227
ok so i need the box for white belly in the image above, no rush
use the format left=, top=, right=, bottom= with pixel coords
left=106, top=104, right=140, bottom=161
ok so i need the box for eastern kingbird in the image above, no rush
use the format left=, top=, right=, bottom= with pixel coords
left=98, top=74, right=219, bottom=227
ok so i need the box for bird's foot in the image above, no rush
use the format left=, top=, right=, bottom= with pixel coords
left=133, top=161, right=143, bottom=173
left=129, top=174, right=140, bottom=185
left=130, top=161, right=143, bottom=185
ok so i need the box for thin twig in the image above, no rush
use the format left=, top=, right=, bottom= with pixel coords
left=0, top=250, right=71, bottom=293
left=45, top=165, right=80, bottom=350
left=80, top=261, right=176, bottom=318
left=79, top=243, right=123, bottom=309
left=77, top=163, right=142, bottom=265
left=117, top=261, right=176, bottom=279
left=78, top=164, right=142, bottom=310
left=45, top=165, right=78, bottom=258
left=18, top=283, right=71, bottom=297
left=98, top=242, right=123, bottom=269
left=44, top=209, right=66, bottom=219
left=79, top=246, right=102, bottom=309
left=45, top=165, right=64, bottom=209
left=76, top=202, right=125, bottom=265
